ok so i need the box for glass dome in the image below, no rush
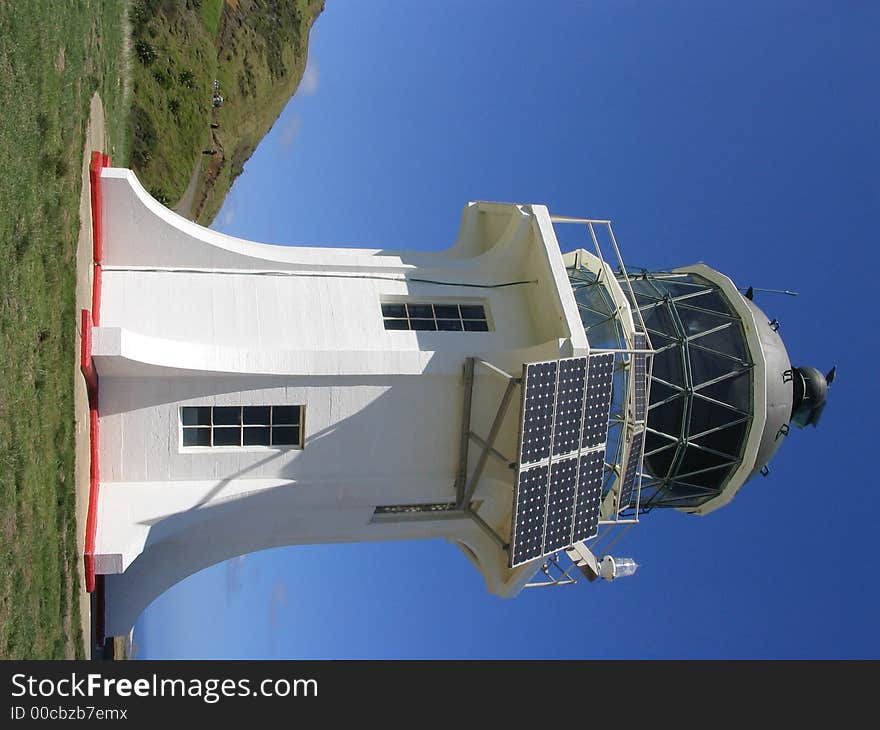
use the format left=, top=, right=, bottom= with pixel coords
left=619, top=271, right=754, bottom=510
left=568, top=265, right=754, bottom=512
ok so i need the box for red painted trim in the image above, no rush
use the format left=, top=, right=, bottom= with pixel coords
left=83, top=151, right=109, bottom=595
left=91, top=264, right=102, bottom=327
left=79, top=309, right=97, bottom=395
left=84, top=555, right=95, bottom=595
left=89, top=151, right=103, bottom=264
left=80, top=309, right=100, bottom=593
left=85, top=398, right=100, bottom=593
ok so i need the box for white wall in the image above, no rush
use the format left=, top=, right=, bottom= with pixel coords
left=97, top=369, right=522, bottom=550
left=100, top=270, right=540, bottom=355
left=94, top=168, right=588, bottom=632
left=99, top=375, right=463, bottom=483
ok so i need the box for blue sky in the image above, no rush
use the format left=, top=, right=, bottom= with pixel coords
left=134, top=1, right=878, bottom=659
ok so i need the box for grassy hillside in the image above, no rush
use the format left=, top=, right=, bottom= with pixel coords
left=129, top=0, right=324, bottom=224
left=0, top=1, right=129, bottom=659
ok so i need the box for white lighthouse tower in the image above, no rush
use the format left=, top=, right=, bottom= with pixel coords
left=81, top=160, right=831, bottom=638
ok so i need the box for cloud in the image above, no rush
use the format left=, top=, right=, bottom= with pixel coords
left=277, top=112, right=304, bottom=150
left=224, top=555, right=247, bottom=598
left=268, top=581, right=289, bottom=633
left=220, top=207, right=235, bottom=228
left=299, top=55, right=319, bottom=96
left=214, top=194, right=238, bottom=230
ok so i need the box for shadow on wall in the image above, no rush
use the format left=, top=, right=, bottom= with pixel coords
left=103, top=368, right=517, bottom=635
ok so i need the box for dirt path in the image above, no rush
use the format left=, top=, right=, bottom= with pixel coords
left=174, top=153, right=202, bottom=219
left=176, top=115, right=223, bottom=220
left=73, top=92, right=105, bottom=658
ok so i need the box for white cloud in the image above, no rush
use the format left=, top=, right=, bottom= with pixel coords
left=299, top=55, right=319, bottom=96
left=268, top=581, right=289, bottom=633
left=220, top=206, right=235, bottom=228
left=224, top=555, right=247, bottom=597
left=210, top=189, right=237, bottom=232
left=277, top=113, right=304, bottom=150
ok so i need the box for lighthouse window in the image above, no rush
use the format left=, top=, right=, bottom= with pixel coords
left=181, top=405, right=303, bottom=448
left=381, top=302, right=489, bottom=332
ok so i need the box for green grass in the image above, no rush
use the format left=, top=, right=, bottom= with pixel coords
left=129, top=0, right=323, bottom=223
left=199, top=0, right=225, bottom=37
left=0, top=0, right=129, bottom=659
left=128, top=0, right=219, bottom=204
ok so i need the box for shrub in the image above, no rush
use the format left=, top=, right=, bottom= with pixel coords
left=152, top=67, right=171, bottom=88
left=135, top=39, right=157, bottom=65
left=149, top=188, right=170, bottom=205
left=130, top=105, right=158, bottom=169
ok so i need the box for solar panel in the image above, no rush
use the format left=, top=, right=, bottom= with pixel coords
left=633, top=332, right=647, bottom=423
left=552, top=357, right=587, bottom=458
left=511, top=465, right=550, bottom=566
left=571, top=449, right=605, bottom=542
left=544, top=456, right=579, bottom=552
left=509, top=354, right=617, bottom=566
left=582, top=352, right=614, bottom=449
left=618, top=430, right=644, bottom=509
left=519, top=361, right=558, bottom=466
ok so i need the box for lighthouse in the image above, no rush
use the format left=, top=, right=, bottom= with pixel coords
left=81, top=163, right=831, bottom=636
